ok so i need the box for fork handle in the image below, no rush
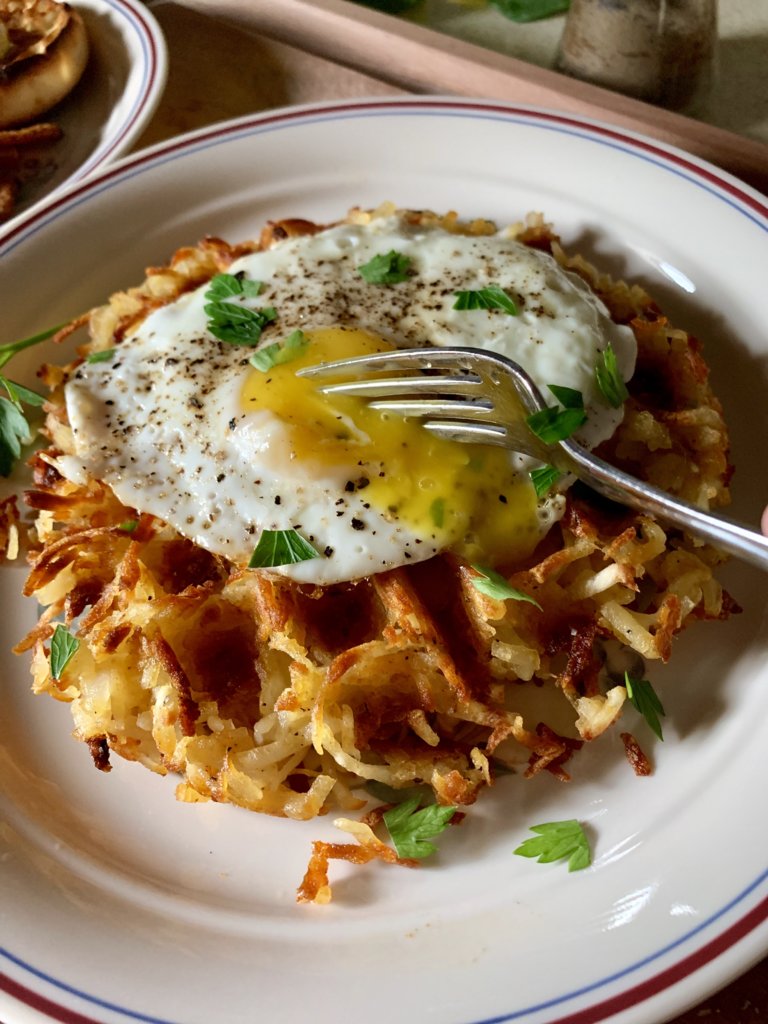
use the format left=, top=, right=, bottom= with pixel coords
left=560, top=440, right=768, bottom=573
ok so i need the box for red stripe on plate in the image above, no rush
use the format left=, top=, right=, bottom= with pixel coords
left=0, top=970, right=106, bottom=1024
left=1, top=97, right=766, bottom=1024
left=3, top=99, right=766, bottom=252
left=548, top=893, right=768, bottom=1024
left=2, top=894, right=767, bottom=1024
left=98, top=0, right=163, bottom=161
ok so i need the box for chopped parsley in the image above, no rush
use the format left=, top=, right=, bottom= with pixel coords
left=118, top=519, right=139, bottom=533
left=383, top=796, right=456, bottom=859
left=453, top=284, right=518, bottom=315
left=50, top=625, right=80, bottom=681
left=248, top=528, right=320, bottom=568
left=514, top=819, right=591, bottom=871
left=469, top=564, right=541, bottom=608
left=204, top=273, right=276, bottom=346
left=358, top=250, right=412, bottom=285
left=86, top=348, right=116, bottom=364
left=205, top=272, right=263, bottom=301
left=526, top=385, right=587, bottom=444
left=530, top=464, right=562, bottom=497
left=595, top=344, right=630, bottom=408
left=429, top=497, right=445, bottom=528
left=490, top=0, right=570, bottom=22
left=249, top=330, right=309, bottom=372
left=547, top=384, right=584, bottom=410
left=625, top=672, right=666, bottom=741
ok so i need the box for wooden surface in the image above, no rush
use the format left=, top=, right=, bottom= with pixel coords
left=140, top=4, right=767, bottom=1022
left=175, top=0, right=768, bottom=196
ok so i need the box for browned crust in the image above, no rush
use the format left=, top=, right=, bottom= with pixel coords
left=0, top=7, right=89, bottom=129
left=16, top=207, right=736, bottom=902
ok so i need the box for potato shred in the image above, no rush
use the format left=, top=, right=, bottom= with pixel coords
left=13, top=209, right=735, bottom=903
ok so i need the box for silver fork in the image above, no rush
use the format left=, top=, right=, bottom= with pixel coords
left=298, top=347, right=768, bottom=573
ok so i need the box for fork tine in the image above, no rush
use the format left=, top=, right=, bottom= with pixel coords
left=423, top=419, right=548, bottom=459
left=297, top=348, right=482, bottom=379
left=297, top=346, right=768, bottom=572
left=316, top=375, right=483, bottom=398
left=421, top=420, right=512, bottom=448
left=369, top=397, right=494, bottom=419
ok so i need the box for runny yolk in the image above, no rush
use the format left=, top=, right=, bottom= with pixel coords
left=241, top=326, right=545, bottom=569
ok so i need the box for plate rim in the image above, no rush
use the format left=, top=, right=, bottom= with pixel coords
left=69, top=0, right=169, bottom=181
left=1, top=95, right=767, bottom=1024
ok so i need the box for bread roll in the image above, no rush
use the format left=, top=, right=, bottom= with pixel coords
left=0, top=1, right=89, bottom=129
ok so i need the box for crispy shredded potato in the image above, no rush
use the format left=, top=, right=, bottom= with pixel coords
left=0, top=495, right=21, bottom=560
left=15, top=206, right=736, bottom=903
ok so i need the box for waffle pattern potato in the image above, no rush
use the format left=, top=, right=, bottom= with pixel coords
left=14, top=209, right=735, bottom=903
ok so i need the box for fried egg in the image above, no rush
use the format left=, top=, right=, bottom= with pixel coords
left=62, top=213, right=637, bottom=584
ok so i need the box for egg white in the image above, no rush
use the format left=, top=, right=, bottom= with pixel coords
left=62, top=214, right=636, bottom=584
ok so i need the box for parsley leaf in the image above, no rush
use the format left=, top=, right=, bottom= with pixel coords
left=625, top=672, right=666, bottom=740
left=530, top=464, right=562, bottom=497
left=595, top=344, right=630, bottom=408
left=0, top=372, right=46, bottom=476
left=429, top=497, right=445, bottom=528
left=453, top=284, right=518, bottom=315
left=358, top=250, right=412, bottom=285
left=205, top=272, right=263, bottom=301
left=526, top=386, right=587, bottom=444
left=204, top=273, right=276, bottom=346
left=249, top=330, right=309, bottom=372
left=0, top=397, right=32, bottom=477
left=248, top=528, right=320, bottom=568
left=0, top=321, right=77, bottom=475
left=490, top=0, right=570, bottom=22
left=118, top=519, right=139, bottom=533
left=383, top=796, right=456, bottom=859
left=470, top=564, right=541, bottom=608
left=547, top=384, right=584, bottom=409
left=514, top=819, right=591, bottom=871
left=365, top=780, right=434, bottom=806
left=0, top=376, right=45, bottom=410
left=86, top=348, right=116, bottom=364
left=50, top=624, right=80, bottom=681
left=205, top=301, right=276, bottom=347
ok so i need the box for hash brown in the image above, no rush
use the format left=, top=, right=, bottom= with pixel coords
left=14, top=207, right=734, bottom=903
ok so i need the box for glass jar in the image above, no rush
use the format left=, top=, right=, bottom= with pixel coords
left=555, top=0, right=717, bottom=112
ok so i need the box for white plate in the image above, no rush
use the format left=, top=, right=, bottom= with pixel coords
left=1, top=0, right=167, bottom=231
left=1, top=98, right=767, bottom=1024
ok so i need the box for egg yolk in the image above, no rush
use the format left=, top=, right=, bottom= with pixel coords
left=241, top=326, right=545, bottom=569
